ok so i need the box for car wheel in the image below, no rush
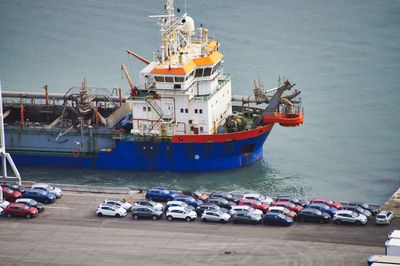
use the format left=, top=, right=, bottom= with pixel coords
left=97, top=212, right=103, bottom=217
left=115, top=213, right=120, bottom=218
left=355, top=220, right=361, bottom=226
left=6, top=213, right=12, bottom=218
left=185, top=217, right=191, bottom=222
left=26, top=213, right=32, bottom=219
left=167, top=197, right=173, bottom=201
left=299, top=217, right=304, bottom=223
left=133, top=214, right=139, bottom=220
left=152, top=215, right=158, bottom=220
left=219, top=219, right=225, bottom=223
left=233, top=220, right=238, bottom=224
left=319, top=219, right=324, bottom=224
left=202, top=218, right=207, bottom=222
left=167, top=215, right=173, bottom=221
left=335, top=219, right=342, bottom=225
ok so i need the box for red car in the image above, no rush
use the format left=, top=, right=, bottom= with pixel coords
left=309, top=198, right=342, bottom=210
left=273, top=201, right=303, bottom=212
left=4, top=203, right=38, bottom=218
left=1, top=187, right=22, bottom=201
left=238, top=199, right=270, bottom=213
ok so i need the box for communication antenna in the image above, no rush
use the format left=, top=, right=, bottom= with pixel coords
left=0, top=77, right=22, bottom=194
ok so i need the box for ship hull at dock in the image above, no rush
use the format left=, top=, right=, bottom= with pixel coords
left=5, top=124, right=273, bottom=172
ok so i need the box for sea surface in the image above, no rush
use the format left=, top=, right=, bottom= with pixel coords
left=0, top=0, right=399, bottom=204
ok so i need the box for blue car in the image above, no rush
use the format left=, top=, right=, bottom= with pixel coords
left=24, top=189, right=56, bottom=204
left=172, top=196, right=203, bottom=207
left=263, top=213, right=294, bottom=226
left=145, top=188, right=178, bottom=201
left=307, top=203, right=338, bottom=217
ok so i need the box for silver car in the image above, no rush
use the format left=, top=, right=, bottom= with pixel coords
left=332, top=210, right=367, bottom=225
left=201, top=210, right=231, bottom=223
left=376, top=210, right=394, bottom=225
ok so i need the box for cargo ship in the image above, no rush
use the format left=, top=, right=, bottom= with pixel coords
left=2, top=0, right=303, bottom=172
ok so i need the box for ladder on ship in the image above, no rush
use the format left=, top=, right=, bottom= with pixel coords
left=146, top=96, right=164, bottom=131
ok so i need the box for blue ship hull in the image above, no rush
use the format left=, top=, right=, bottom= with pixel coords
left=9, top=129, right=271, bottom=172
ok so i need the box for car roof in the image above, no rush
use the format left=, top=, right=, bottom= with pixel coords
left=167, top=201, right=185, bottom=204
left=336, top=210, right=353, bottom=215
left=168, top=206, right=186, bottom=211
left=7, top=203, right=26, bottom=207
left=268, top=206, right=285, bottom=211
left=265, top=212, right=281, bottom=216
left=32, top=183, right=49, bottom=187
left=378, top=210, right=391, bottom=215
left=244, top=193, right=260, bottom=197
left=311, top=198, right=328, bottom=201
left=301, top=208, right=320, bottom=213
left=274, top=201, right=291, bottom=205
left=99, top=203, right=119, bottom=208
left=308, top=203, right=329, bottom=207
left=240, top=199, right=257, bottom=203
left=27, top=188, right=46, bottom=193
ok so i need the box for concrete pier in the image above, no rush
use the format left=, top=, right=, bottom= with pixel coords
left=0, top=183, right=397, bottom=266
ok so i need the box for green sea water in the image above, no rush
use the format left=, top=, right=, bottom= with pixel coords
left=0, top=0, right=399, bottom=204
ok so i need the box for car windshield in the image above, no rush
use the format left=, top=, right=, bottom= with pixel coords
left=282, top=208, right=289, bottom=214
left=326, top=200, right=334, bottom=205
left=356, top=207, right=364, bottom=212
left=193, top=192, right=201, bottom=197
left=351, top=211, right=358, bottom=217
left=183, top=208, right=192, bottom=213
left=49, top=185, right=55, bottom=190
left=162, top=190, right=170, bottom=194
left=22, top=205, right=30, bottom=210
left=314, top=210, right=322, bottom=215
left=289, top=203, right=296, bottom=208
left=254, top=201, right=261, bottom=205
left=361, top=203, right=369, bottom=209
left=377, top=215, right=385, bottom=219
left=319, top=204, right=329, bottom=209
left=6, top=188, right=14, bottom=193
left=277, top=214, right=285, bottom=219
left=31, top=199, right=38, bottom=204
left=186, top=197, right=195, bottom=202
left=39, top=190, right=48, bottom=196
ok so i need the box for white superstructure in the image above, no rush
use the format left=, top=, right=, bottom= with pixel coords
left=127, top=0, right=232, bottom=137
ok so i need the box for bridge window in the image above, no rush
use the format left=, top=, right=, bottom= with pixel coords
left=203, top=67, right=212, bottom=76
left=174, top=77, right=184, bottom=82
left=180, top=108, right=184, bottom=113
left=195, top=109, right=198, bottom=114
left=165, top=76, right=173, bottom=82
left=154, top=76, right=164, bottom=82
left=195, top=68, right=204, bottom=77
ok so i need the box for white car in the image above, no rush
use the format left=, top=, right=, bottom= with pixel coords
left=242, top=193, right=273, bottom=205
left=166, top=200, right=195, bottom=211
left=96, top=203, right=127, bottom=217
left=166, top=206, right=197, bottom=222
left=0, top=206, right=4, bottom=216
left=134, top=199, right=163, bottom=212
left=376, top=210, right=394, bottom=225
left=229, top=205, right=263, bottom=217
left=103, top=198, right=132, bottom=211
left=0, top=200, right=10, bottom=210
left=201, top=210, right=231, bottom=223
left=31, top=183, right=62, bottom=198
left=332, top=210, right=367, bottom=225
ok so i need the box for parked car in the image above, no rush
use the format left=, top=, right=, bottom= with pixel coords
left=31, top=183, right=62, bottom=198
left=103, top=198, right=132, bottom=211
left=201, top=210, right=231, bottom=223
left=132, top=206, right=163, bottom=220
left=195, top=203, right=228, bottom=215
left=96, top=203, right=127, bottom=217
left=181, top=191, right=209, bottom=202
left=232, top=211, right=262, bottom=224
left=238, top=199, right=269, bottom=213
left=210, top=192, right=241, bottom=203
left=242, top=193, right=274, bottom=205
left=341, top=205, right=372, bottom=219
left=273, top=201, right=303, bottom=212
left=348, top=202, right=380, bottom=216
left=0, top=182, right=27, bottom=194
left=375, top=210, right=394, bottom=225
left=134, top=199, right=163, bottom=212
left=0, top=206, right=4, bottom=216
left=4, top=203, right=38, bottom=218
left=229, top=205, right=263, bottom=217
left=297, top=208, right=331, bottom=223
left=166, top=206, right=197, bottom=222
left=0, top=199, right=10, bottom=210
left=267, top=206, right=297, bottom=220
left=309, top=198, right=342, bottom=210
left=172, top=195, right=203, bottom=207
left=16, top=198, right=45, bottom=212
left=145, top=187, right=178, bottom=201
left=207, top=197, right=236, bottom=209
left=332, top=210, right=367, bottom=225
left=2, top=187, right=22, bottom=201
left=307, top=203, right=338, bottom=217
left=24, top=189, right=56, bottom=203
left=166, top=200, right=195, bottom=211
left=276, top=196, right=307, bottom=208
left=263, top=213, right=293, bottom=226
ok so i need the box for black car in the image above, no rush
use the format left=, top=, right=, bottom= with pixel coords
left=195, top=203, right=228, bottom=215
left=209, top=192, right=241, bottom=203
left=15, top=198, right=45, bottom=212
left=0, top=183, right=27, bottom=194
left=231, top=211, right=262, bottom=224
left=207, top=197, right=236, bottom=209
left=132, top=206, right=163, bottom=220
left=341, top=205, right=372, bottom=219
left=348, top=202, right=380, bottom=216
left=263, top=213, right=293, bottom=226
left=276, top=196, right=307, bottom=208
left=298, top=208, right=331, bottom=223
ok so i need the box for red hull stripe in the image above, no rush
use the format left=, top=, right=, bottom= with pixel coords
left=171, top=124, right=274, bottom=143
